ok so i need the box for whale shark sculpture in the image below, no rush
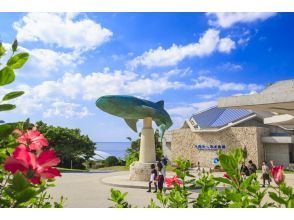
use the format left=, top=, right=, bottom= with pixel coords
left=96, top=95, right=173, bottom=140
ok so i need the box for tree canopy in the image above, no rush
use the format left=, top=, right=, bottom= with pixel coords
left=35, top=121, right=96, bottom=169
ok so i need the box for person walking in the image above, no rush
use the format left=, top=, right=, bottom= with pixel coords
left=156, top=162, right=165, bottom=193
left=147, top=164, right=157, bottom=193
left=261, top=161, right=271, bottom=187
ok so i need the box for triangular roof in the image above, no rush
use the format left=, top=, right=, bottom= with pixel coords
left=190, top=106, right=255, bottom=129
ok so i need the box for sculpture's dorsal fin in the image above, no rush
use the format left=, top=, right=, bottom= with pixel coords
left=156, top=100, right=164, bottom=108
left=124, top=119, right=138, bottom=132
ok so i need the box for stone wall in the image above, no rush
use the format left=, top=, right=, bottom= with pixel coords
left=171, top=127, right=268, bottom=168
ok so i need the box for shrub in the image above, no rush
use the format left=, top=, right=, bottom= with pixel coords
left=0, top=40, right=63, bottom=208
left=109, top=148, right=294, bottom=208
left=105, top=156, right=119, bottom=167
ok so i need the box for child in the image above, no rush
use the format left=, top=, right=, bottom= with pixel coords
left=157, top=162, right=165, bottom=193
left=147, top=164, right=157, bottom=193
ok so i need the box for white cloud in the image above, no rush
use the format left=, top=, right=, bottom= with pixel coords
left=14, top=13, right=112, bottom=51
left=7, top=69, right=183, bottom=115
left=24, top=49, right=82, bottom=77
left=43, top=101, right=91, bottom=118
left=3, top=43, right=82, bottom=77
left=129, top=29, right=236, bottom=68
left=218, top=62, right=243, bottom=72
left=207, top=12, right=277, bottom=28
left=191, top=76, right=264, bottom=92
left=218, top=37, right=236, bottom=53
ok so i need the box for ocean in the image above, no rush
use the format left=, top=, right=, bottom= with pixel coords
left=94, top=142, right=131, bottom=160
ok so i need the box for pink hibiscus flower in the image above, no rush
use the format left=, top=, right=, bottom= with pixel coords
left=165, top=176, right=183, bottom=187
left=15, top=129, right=49, bottom=152
left=271, top=165, right=285, bottom=185
left=4, top=145, right=61, bottom=184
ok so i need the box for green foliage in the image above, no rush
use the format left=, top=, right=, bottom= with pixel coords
left=104, top=156, right=119, bottom=167
left=0, top=40, right=26, bottom=111
left=109, top=188, right=132, bottom=208
left=35, top=121, right=95, bottom=169
left=7, top=52, right=29, bottom=69
left=0, top=43, right=6, bottom=57
left=0, top=104, right=16, bottom=112
left=0, top=172, right=64, bottom=208
left=0, top=67, right=15, bottom=86
left=2, top=91, right=25, bottom=101
left=11, top=39, right=18, bottom=53
left=0, top=40, right=63, bottom=208
left=109, top=148, right=294, bottom=208
left=125, top=130, right=163, bottom=168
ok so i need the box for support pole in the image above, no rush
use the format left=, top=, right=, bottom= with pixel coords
left=139, top=117, right=156, bottom=163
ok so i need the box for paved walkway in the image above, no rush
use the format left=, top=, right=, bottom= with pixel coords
left=48, top=171, right=294, bottom=208
left=48, top=171, right=159, bottom=208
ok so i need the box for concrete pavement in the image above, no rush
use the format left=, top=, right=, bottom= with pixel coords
left=48, top=170, right=294, bottom=208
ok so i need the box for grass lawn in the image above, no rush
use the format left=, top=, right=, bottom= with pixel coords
left=57, top=167, right=89, bottom=173
left=95, top=166, right=129, bottom=171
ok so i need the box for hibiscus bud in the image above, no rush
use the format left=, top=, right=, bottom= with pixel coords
left=223, top=173, right=230, bottom=179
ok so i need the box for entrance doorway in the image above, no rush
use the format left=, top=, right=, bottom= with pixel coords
left=265, top=143, right=289, bottom=167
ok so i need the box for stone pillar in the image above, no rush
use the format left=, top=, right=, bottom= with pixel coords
left=129, top=117, right=156, bottom=181
left=139, top=117, right=156, bottom=163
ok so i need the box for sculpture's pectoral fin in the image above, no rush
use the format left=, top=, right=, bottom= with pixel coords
left=124, top=119, right=138, bottom=132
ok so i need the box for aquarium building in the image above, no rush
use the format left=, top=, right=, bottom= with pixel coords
left=164, top=80, right=294, bottom=169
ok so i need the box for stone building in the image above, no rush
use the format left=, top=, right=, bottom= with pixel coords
left=163, top=106, right=294, bottom=169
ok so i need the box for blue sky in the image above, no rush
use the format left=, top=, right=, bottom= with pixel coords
left=0, top=12, right=293, bottom=141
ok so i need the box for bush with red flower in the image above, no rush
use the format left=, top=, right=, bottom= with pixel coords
left=110, top=149, right=294, bottom=208
left=4, top=129, right=61, bottom=185
left=165, top=176, right=183, bottom=188
left=0, top=41, right=63, bottom=208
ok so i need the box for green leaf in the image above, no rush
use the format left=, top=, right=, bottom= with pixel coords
left=7, top=52, right=29, bottom=69
left=12, top=39, right=18, bottom=52
left=268, top=192, right=287, bottom=205
left=219, top=154, right=237, bottom=177
left=0, top=104, right=16, bottom=112
left=11, top=172, right=30, bottom=192
left=2, top=91, right=25, bottom=101
left=287, top=199, right=294, bottom=208
left=214, top=177, right=232, bottom=185
left=0, top=66, right=15, bottom=86
left=241, top=175, right=254, bottom=189
left=15, top=188, right=36, bottom=204
left=0, top=43, right=6, bottom=57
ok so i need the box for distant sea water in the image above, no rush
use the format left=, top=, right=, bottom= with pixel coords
left=94, top=142, right=131, bottom=160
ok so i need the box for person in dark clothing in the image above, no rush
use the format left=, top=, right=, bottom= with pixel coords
left=147, top=164, right=157, bottom=193
left=156, top=162, right=165, bottom=193
left=248, top=160, right=257, bottom=175
left=240, top=162, right=250, bottom=177
left=262, top=161, right=271, bottom=187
